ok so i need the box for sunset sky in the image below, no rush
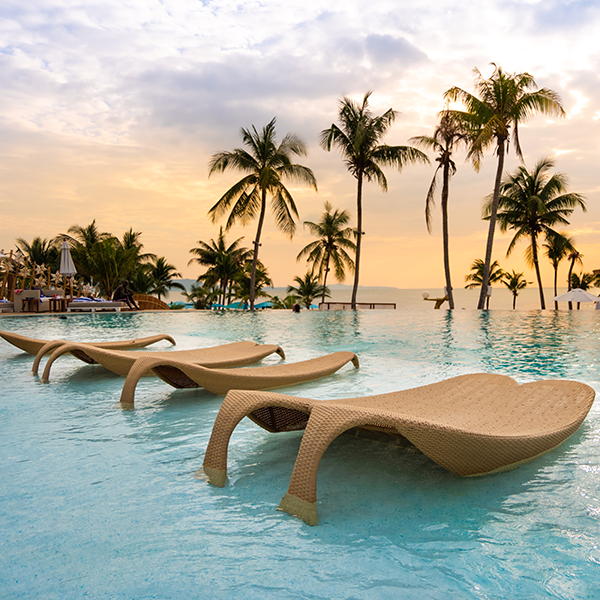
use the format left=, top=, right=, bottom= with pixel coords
left=1, top=0, right=599, bottom=289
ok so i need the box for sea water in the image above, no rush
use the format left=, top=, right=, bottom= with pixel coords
left=1, top=310, right=599, bottom=599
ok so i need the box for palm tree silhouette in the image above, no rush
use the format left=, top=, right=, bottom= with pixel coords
left=320, top=92, right=428, bottom=309
left=445, top=64, right=565, bottom=309
left=208, top=118, right=317, bottom=310
left=297, top=201, right=355, bottom=305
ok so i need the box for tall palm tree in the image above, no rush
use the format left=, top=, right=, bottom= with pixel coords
left=543, top=232, right=576, bottom=309
left=208, top=118, right=318, bottom=310
left=189, top=228, right=250, bottom=305
left=287, top=273, right=330, bottom=309
left=296, top=201, right=355, bottom=304
left=502, top=270, right=530, bottom=309
left=445, top=64, right=565, bottom=309
left=484, top=157, right=586, bottom=310
left=410, top=111, right=470, bottom=309
left=320, top=92, right=429, bottom=309
left=149, top=257, right=185, bottom=301
left=465, top=258, right=504, bottom=309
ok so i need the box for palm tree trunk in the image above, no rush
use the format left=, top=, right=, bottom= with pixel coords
left=531, top=233, right=545, bottom=309
left=249, top=190, right=268, bottom=311
left=477, top=140, right=506, bottom=310
left=567, top=258, right=575, bottom=311
left=351, top=173, right=363, bottom=311
left=441, top=162, right=454, bottom=309
left=513, top=293, right=516, bottom=310
left=321, top=252, right=330, bottom=306
left=553, top=266, right=558, bottom=310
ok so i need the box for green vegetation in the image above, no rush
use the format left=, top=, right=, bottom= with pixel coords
left=502, top=270, right=531, bottom=310
left=287, top=273, right=330, bottom=309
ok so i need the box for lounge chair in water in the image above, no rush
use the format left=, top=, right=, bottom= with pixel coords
left=118, top=352, right=359, bottom=407
left=201, top=373, right=595, bottom=525
left=0, top=329, right=176, bottom=360
left=38, top=340, right=286, bottom=382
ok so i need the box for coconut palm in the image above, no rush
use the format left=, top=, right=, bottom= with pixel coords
left=465, top=258, right=504, bottom=309
left=320, top=92, right=429, bottom=310
left=483, top=157, right=586, bottom=310
left=502, top=270, right=530, bottom=310
left=233, top=262, right=273, bottom=304
left=189, top=228, right=250, bottom=305
left=543, top=232, right=576, bottom=310
left=184, top=283, right=221, bottom=309
left=287, top=272, right=330, bottom=309
left=296, top=201, right=355, bottom=305
left=569, top=272, right=597, bottom=310
left=565, top=248, right=584, bottom=311
left=87, top=238, right=139, bottom=299
left=15, top=237, right=60, bottom=271
left=410, top=111, right=471, bottom=309
left=445, top=64, right=565, bottom=309
left=148, top=257, right=185, bottom=301
left=208, top=118, right=318, bottom=310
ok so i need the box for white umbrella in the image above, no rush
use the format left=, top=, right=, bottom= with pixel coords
left=59, top=240, right=77, bottom=276
left=552, top=288, right=599, bottom=303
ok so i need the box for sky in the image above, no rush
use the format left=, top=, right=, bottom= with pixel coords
left=1, top=0, right=600, bottom=289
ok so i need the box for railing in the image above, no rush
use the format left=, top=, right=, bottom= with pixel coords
left=318, top=302, right=396, bottom=310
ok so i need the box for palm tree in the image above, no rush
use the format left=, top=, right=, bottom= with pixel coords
left=61, top=221, right=112, bottom=285
left=15, top=237, right=60, bottom=271
left=233, top=262, right=273, bottom=304
left=87, top=238, right=139, bottom=298
left=543, top=232, right=576, bottom=309
left=409, top=111, right=470, bottom=309
left=465, top=258, right=504, bottom=309
left=483, top=157, right=586, bottom=310
left=502, top=270, right=530, bottom=309
left=149, top=257, right=186, bottom=301
left=320, top=92, right=429, bottom=309
left=287, top=273, right=330, bottom=309
left=445, top=64, right=565, bottom=309
left=184, top=283, right=221, bottom=309
left=566, top=248, right=584, bottom=311
left=189, top=228, right=250, bottom=305
left=296, top=201, right=355, bottom=304
left=569, top=272, right=597, bottom=310
left=208, top=118, right=318, bottom=310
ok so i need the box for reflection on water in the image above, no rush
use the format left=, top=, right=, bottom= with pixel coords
left=1, top=309, right=599, bottom=599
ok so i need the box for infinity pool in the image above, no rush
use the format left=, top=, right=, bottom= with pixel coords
left=1, top=310, right=599, bottom=599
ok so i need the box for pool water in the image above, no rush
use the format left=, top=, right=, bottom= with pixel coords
left=1, top=310, right=599, bottom=599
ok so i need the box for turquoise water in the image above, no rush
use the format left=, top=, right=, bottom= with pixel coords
left=1, top=310, right=599, bottom=599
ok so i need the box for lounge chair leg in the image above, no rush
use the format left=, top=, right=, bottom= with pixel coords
left=277, top=406, right=370, bottom=525
left=201, top=390, right=310, bottom=487
left=41, top=342, right=79, bottom=383
left=32, top=340, right=66, bottom=375
left=119, top=356, right=164, bottom=408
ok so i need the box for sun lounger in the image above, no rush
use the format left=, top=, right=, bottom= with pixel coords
left=39, top=340, right=286, bottom=382
left=0, top=330, right=175, bottom=359
left=201, top=373, right=595, bottom=525
left=119, top=352, right=359, bottom=406
left=67, top=300, right=126, bottom=312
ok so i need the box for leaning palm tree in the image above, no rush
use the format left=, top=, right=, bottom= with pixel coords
left=320, top=92, right=429, bottom=309
left=208, top=118, right=318, bottom=310
left=296, top=201, right=355, bottom=305
left=465, top=258, right=504, bottom=309
left=410, top=110, right=470, bottom=309
left=149, top=257, right=186, bottom=301
left=566, top=248, right=584, bottom=311
left=502, top=270, right=530, bottom=310
left=287, top=273, right=330, bottom=309
left=543, top=232, right=576, bottom=310
left=484, top=157, right=586, bottom=310
left=445, top=64, right=565, bottom=309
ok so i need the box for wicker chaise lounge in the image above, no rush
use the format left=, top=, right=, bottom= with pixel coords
left=0, top=330, right=175, bottom=358
left=201, top=373, right=595, bottom=525
left=39, top=340, right=286, bottom=382
left=119, top=352, right=359, bottom=407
